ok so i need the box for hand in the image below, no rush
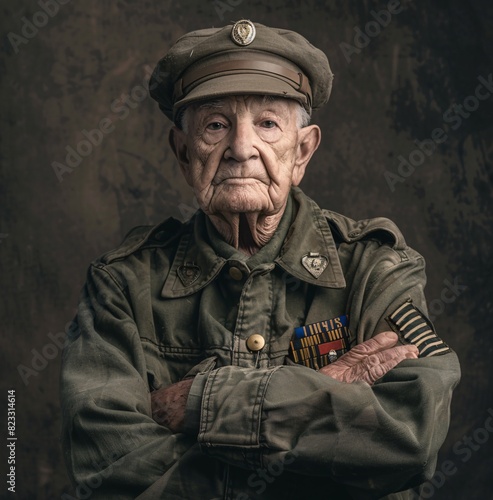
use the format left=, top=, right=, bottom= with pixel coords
left=151, top=378, right=194, bottom=433
left=319, top=331, right=418, bottom=385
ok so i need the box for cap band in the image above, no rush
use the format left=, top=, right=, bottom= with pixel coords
left=173, top=59, right=312, bottom=107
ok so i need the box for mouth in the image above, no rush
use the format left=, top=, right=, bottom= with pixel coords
left=212, top=176, right=266, bottom=187
left=220, top=177, right=259, bottom=184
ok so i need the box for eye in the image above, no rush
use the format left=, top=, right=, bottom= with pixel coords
left=260, top=120, right=278, bottom=129
left=206, top=122, right=226, bottom=131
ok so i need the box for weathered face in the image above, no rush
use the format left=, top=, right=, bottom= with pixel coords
left=170, top=96, right=320, bottom=218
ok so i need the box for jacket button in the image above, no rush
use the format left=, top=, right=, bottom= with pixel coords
left=229, top=266, right=243, bottom=281
left=246, top=334, right=265, bottom=352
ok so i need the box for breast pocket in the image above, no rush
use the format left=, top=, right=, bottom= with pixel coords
left=142, top=340, right=207, bottom=389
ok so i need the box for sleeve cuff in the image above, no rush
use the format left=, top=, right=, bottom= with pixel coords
left=183, top=371, right=208, bottom=436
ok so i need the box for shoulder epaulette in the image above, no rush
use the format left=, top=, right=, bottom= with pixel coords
left=322, top=209, right=407, bottom=251
left=99, top=217, right=184, bottom=264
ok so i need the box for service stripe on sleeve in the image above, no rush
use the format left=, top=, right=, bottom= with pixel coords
left=387, top=301, right=451, bottom=357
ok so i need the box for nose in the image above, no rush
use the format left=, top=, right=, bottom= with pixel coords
left=224, top=120, right=258, bottom=162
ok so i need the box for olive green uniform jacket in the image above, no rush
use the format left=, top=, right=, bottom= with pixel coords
left=61, top=188, right=460, bottom=499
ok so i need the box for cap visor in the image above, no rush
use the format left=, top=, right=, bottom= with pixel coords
left=174, top=73, right=307, bottom=112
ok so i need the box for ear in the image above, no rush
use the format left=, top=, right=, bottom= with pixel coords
left=169, top=126, right=192, bottom=185
left=291, top=124, right=321, bottom=186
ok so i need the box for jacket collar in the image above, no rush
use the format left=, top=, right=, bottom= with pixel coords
left=161, top=187, right=345, bottom=298
left=275, top=188, right=346, bottom=288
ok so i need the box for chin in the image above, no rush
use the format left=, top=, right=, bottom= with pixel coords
left=210, top=185, right=269, bottom=214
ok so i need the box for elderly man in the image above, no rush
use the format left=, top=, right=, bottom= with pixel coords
left=61, top=20, right=460, bottom=499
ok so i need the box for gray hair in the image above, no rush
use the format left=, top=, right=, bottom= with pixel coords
left=177, top=97, right=311, bottom=133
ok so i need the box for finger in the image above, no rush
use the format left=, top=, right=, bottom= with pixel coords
left=348, top=331, right=399, bottom=357
left=324, top=336, right=418, bottom=374
left=364, top=347, right=418, bottom=385
left=335, top=332, right=401, bottom=366
left=370, top=344, right=419, bottom=365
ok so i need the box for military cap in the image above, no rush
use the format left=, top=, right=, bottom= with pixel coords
left=149, top=20, right=333, bottom=123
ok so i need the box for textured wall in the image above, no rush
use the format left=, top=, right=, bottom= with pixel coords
left=1, top=0, right=492, bottom=498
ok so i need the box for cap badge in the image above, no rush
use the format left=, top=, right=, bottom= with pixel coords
left=231, top=20, right=256, bottom=46
left=301, top=252, right=328, bottom=279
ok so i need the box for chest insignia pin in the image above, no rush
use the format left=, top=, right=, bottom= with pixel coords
left=301, top=252, right=328, bottom=279
left=177, top=262, right=201, bottom=287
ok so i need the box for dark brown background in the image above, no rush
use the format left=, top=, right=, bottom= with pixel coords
left=1, top=0, right=492, bottom=498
